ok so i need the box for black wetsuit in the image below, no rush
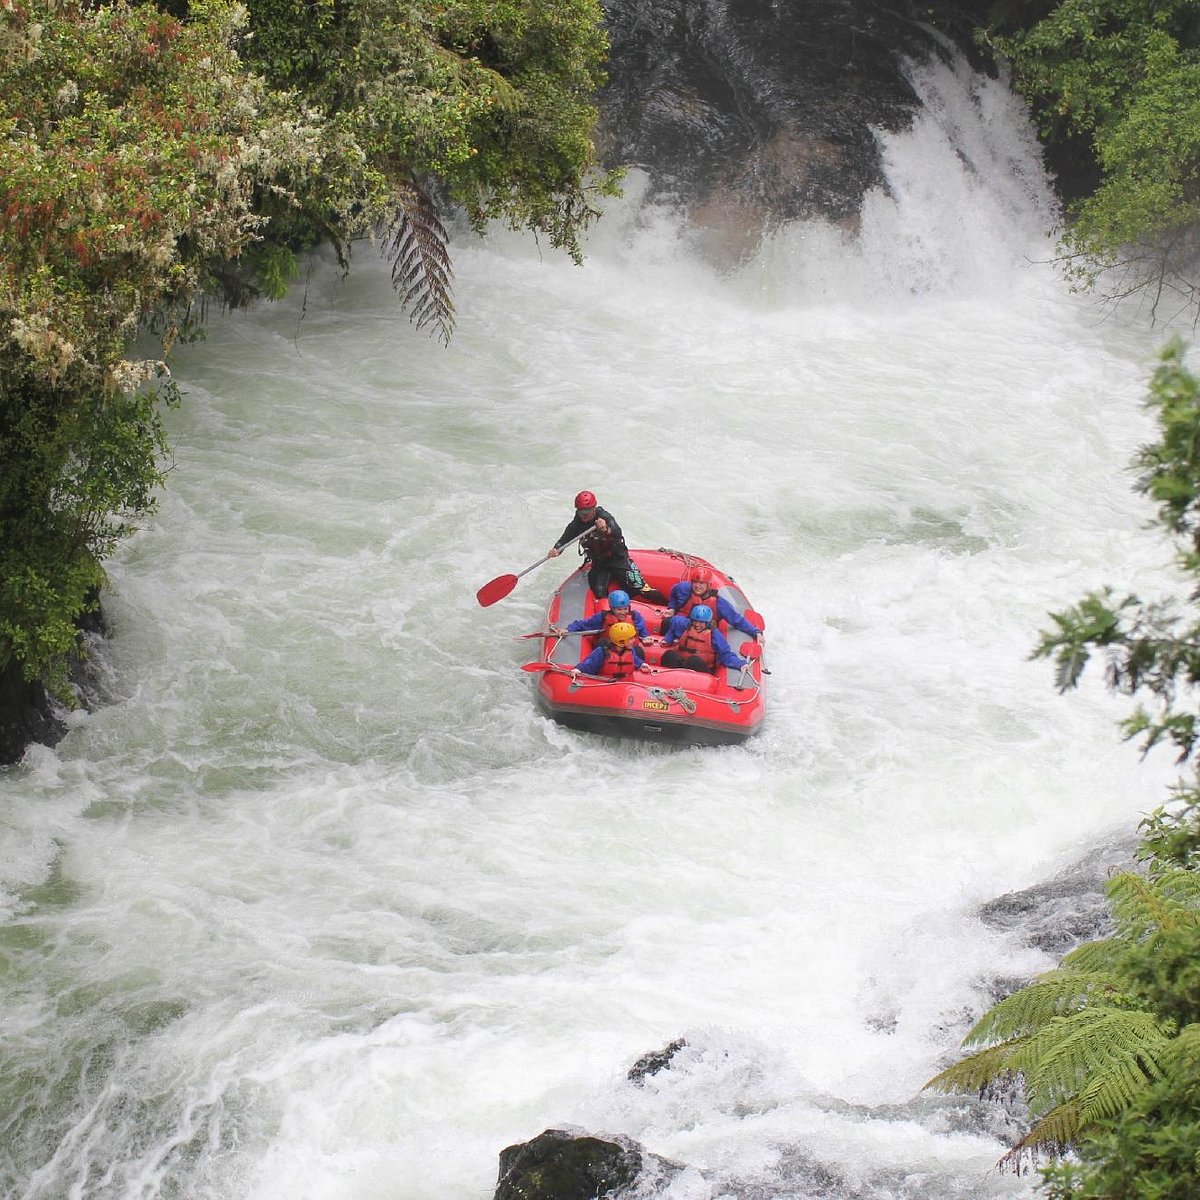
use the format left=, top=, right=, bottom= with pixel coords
left=554, top=506, right=647, bottom=599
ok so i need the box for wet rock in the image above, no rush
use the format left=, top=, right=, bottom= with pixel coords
left=0, top=592, right=105, bottom=765
left=627, top=1037, right=688, bottom=1083
left=0, top=665, right=64, bottom=765
left=978, top=835, right=1138, bottom=956
left=598, top=0, right=1002, bottom=258
left=494, top=1128, right=682, bottom=1200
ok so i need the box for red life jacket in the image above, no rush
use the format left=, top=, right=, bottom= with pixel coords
left=601, top=608, right=638, bottom=639
left=598, top=645, right=639, bottom=679
left=678, top=586, right=717, bottom=619
left=674, top=624, right=717, bottom=670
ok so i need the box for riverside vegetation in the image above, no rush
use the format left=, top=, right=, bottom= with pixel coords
left=0, top=0, right=619, bottom=724
left=926, top=341, right=1200, bottom=1199
left=988, top=0, right=1200, bottom=321
left=3, top=3, right=1200, bottom=1193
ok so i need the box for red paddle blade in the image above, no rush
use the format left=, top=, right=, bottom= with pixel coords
left=521, top=661, right=567, bottom=673
left=742, top=641, right=763, bottom=660
left=476, top=574, right=518, bottom=607
left=745, top=608, right=766, bottom=631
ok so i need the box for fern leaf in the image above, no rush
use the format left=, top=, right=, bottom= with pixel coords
left=1054, top=644, right=1090, bottom=691
left=999, top=1100, right=1081, bottom=1171
left=1161, top=1022, right=1200, bottom=1077
left=1016, top=1008, right=1169, bottom=1116
left=1060, top=938, right=1123, bottom=975
left=1075, top=1046, right=1166, bottom=1125
left=1107, top=868, right=1200, bottom=939
left=961, top=970, right=1112, bottom=1047
left=380, top=179, right=455, bottom=345
left=924, top=1041, right=1023, bottom=1095
left=429, top=47, right=519, bottom=110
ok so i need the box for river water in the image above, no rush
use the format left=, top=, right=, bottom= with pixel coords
left=0, top=55, right=1186, bottom=1200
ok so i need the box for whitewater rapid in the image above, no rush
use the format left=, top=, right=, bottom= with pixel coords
left=0, top=53, right=1187, bottom=1200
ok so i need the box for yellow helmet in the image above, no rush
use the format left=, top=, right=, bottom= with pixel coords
left=608, top=621, right=637, bottom=649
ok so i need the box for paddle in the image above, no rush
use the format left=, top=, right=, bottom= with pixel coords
left=740, top=636, right=771, bottom=675
left=522, top=661, right=662, bottom=681
left=476, top=530, right=586, bottom=608
left=745, top=608, right=766, bottom=631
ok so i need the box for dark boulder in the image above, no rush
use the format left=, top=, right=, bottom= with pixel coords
left=0, top=594, right=105, bottom=765
left=494, top=1128, right=681, bottom=1200
left=627, top=1037, right=688, bottom=1083
left=0, top=665, right=64, bottom=765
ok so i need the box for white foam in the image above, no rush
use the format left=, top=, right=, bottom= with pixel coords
left=0, top=50, right=1181, bottom=1200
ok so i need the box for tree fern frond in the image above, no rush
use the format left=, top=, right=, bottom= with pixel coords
left=1107, top=869, right=1200, bottom=940
left=1017, top=1008, right=1169, bottom=1115
left=1075, top=1046, right=1166, bottom=1126
left=1053, top=644, right=1090, bottom=691
left=1159, top=1022, right=1200, bottom=1076
left=924, top=1041, right=1024, bottom=1096
left=380, top=179, right=455, bottom=345
left=999, top=1100, right=1080, bottom=1171
left=1060, top=937, right=1123, bottom=975
left=429, top=46, right=519, bottom=110
left=961, top=971, right=1115, bottom=1047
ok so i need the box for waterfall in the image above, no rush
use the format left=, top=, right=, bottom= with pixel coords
left=0, top=48, right=1180, bottom=1200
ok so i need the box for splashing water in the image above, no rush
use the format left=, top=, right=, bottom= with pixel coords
left=0, top=53, right=1185, bottom=1200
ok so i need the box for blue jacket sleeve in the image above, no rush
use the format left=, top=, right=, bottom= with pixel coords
left=631, top=611, right=650, bottom=638
left=716, top=595, right=759, bottom=637
left=667, top=582, right=691, bottom=610
left=567, top=613, right=604, bottom=633
left=662, top=614, right=688, bottom=645
left=711, top=628, right=747, bottom=669
left=575, top=647, right=605, bottom=673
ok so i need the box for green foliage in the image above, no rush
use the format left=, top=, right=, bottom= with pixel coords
left=989, top=0, right=1200, bottom=318
left=924, top=898, right=1180, bottom=1168
left=1032, top=341, right=1200, bottom=763
left=240, top=0, right=622, bottom=268
left=925, top=869, right=1200, bottom=1170
left=1, top=0, right=618, bottom=697
left=0, top=0, right=304, bottom=693
left=1041, top=1041, right=1200, bottom=1200
left=1139, top=792, right=1200, bottom=872
left=927, top=343, right=1200, bottom=1187
left=1040, top=1016, right=1200, bottom=1200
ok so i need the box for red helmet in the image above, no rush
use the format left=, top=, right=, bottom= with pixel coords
left=574, top=490, right=597, bottom=509
left=690, top=566, right=713, bottom=586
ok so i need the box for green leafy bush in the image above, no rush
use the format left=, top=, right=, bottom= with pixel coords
left=1, top=0, right=616, bottom=700
left=991, top=0, right=1200, bottom=318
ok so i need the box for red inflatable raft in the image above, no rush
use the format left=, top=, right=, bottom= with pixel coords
left=527, top=548, right=766, bottom=746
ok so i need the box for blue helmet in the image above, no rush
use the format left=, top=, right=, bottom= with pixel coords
left=608, top=590, right=631, bottom=609
left=691, top=604, right=713, bottom=623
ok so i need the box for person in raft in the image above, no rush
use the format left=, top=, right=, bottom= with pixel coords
left=662, top=565, right=762, bottom=639
left=661, top=606, right=751, bottom=673
left=547, top=490, right=651, bottom=600
left=573, top=621, right=647, bottom=679
left=555, top=590, right=650, bottom=641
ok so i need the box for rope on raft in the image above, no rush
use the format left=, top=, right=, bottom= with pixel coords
left=554, top=668, right=762, bottom=712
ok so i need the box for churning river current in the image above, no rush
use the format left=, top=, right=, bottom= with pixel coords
left=0, top=53, right=1189, bottom=1200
